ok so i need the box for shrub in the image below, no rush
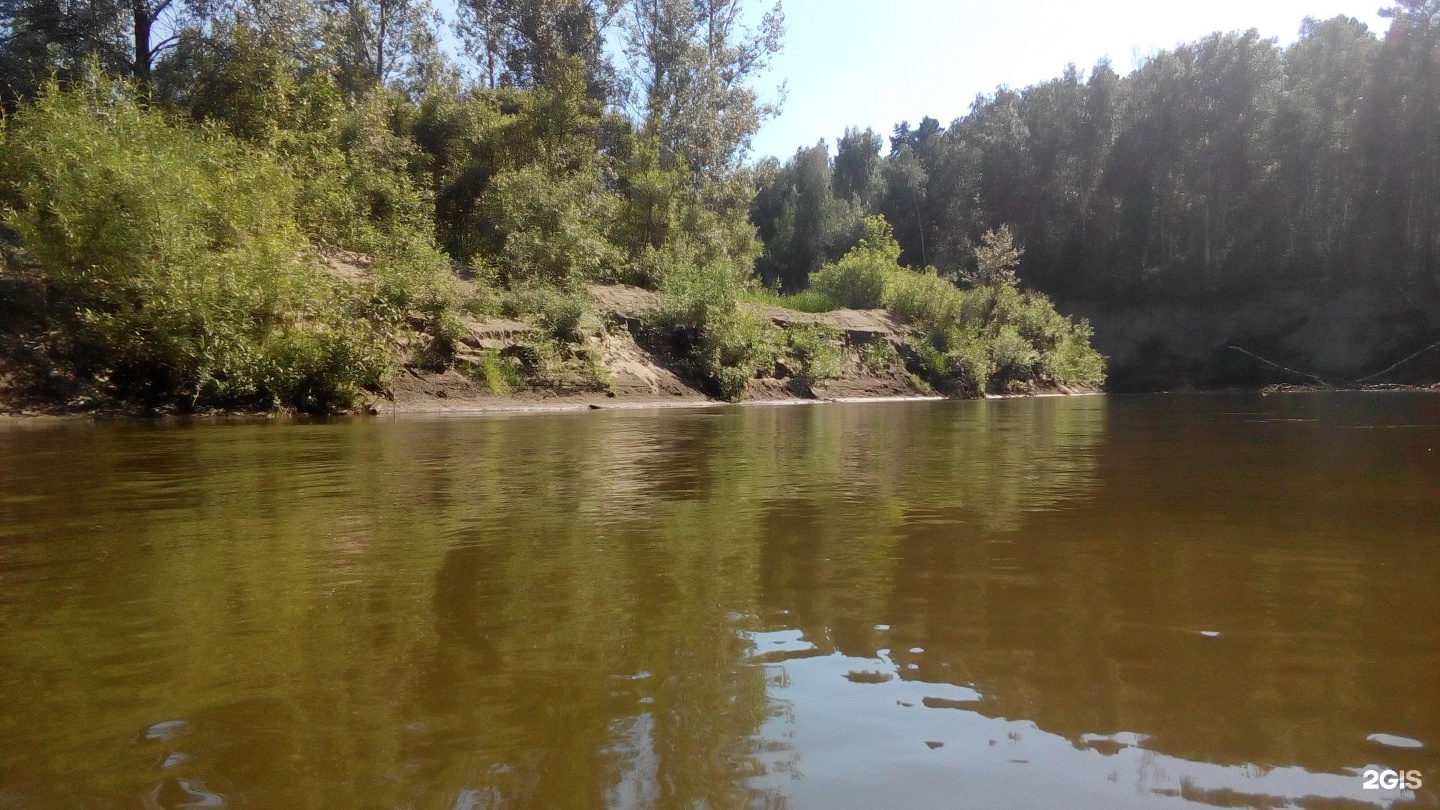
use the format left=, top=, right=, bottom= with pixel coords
left=883, top=267, right=964, bottom=329
left=503, top=283, right=590, bottom=341
left=467, top=350, right=524, bottom=395
left=0, top=76, right=393, bottom=410
left=784, top=323, right=845, bottom=386
left=695, top=308, right=777, bottom=400
left=907, top=325, right=990, bottom=394
left=484, top=165, right=622, bottom=286
left=807, top=215, right=1105, bottom=394
left=859, top=340, right=899, bottom=374
left=657, top=264, right=777, bottom=401
left=809, top=216, right=897, bottom=309
left=989, top=325, right=1037, bottom=382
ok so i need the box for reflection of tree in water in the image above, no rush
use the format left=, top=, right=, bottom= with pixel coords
left=747, top=396, right=1440, bottom=790
left=0, top=399, right=1106, bottom=808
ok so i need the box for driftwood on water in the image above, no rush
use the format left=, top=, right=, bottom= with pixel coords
left=1227, top=341, right=1440, bottom=392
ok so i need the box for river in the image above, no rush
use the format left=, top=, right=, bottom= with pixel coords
left=0, top=393, right=1436, bottom=808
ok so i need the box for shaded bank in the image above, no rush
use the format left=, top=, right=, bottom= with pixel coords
left=1063, top=287, right=1440, bottom=393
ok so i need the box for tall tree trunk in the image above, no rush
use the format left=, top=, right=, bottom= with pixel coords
left=132, top=0, right=153, bottom=88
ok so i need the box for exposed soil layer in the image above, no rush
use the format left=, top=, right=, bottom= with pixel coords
left=0, top=262, right=1093, bottom=417
left=378, top=284, right=940, bottom=414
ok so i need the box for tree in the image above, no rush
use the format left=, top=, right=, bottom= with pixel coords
left=0, top=0, right=188, bottom=96
left=972, top=225, right=1022, bottom=287
left=454, top=0, right=621, bottom=98
left=1273, top=16, right=1377, bottom=283
left=875, top=143, right=929, bottom=269
left=750, top=141, right=864, bottom=290
left=833, top=126, right=882, bottom=207
left=1364, top=0, right=1440, bottom=284
left=327, top=0, right=450, bottom=99
left=888, top=115, right=942, bottom=158
left=622, top=0, right=785, bottom=178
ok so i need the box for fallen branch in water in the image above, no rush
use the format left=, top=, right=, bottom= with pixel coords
left=1234, top=338, right=1440, bottom=394
left=1351, top=340, right=1440, bottom=384
left=1227, top=346, right=1331, bottom=386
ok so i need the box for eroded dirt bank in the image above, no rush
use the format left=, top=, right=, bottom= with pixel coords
left=381, top=284, right=951, bottom=415
left=0, top=267, right=1095, bottom=417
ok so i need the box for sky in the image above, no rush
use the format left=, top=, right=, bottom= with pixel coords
left=746, top=0, right=1392, bottom=161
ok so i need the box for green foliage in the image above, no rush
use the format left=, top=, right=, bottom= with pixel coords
left=484, top=164, right=622, bottom=286
left=739, top=21, right=1440, bottom=388
left=859, top=340, right=899, bottom=374
left=616, top=137, right=764, bottom=294
left=172, top=26, right=340, bottom=149
left=882, top=267, right=965, bottom=328
left=0, top=77, right=394, bottom=410
left=750, top=142, right=866, bottom=289
left=269, top=87, right=461, bottom=335
left=699, top=309, right=777, bottom=401
left=783, top=323, right=845, bottom=386
left=656, top=263, right=776, bottom=401
left=740, top=288, right=839, bottom=313
left=809, top=216, right=898, bottom=308
left=503, top=283, right=590, bottom=341
left=410, top=57, right=619, bottom=263
left=466, top=349, right=525, bottom=395
left=807, top=215, right=1104, bottom=393
left=783, top=290, right=841, bottom=313
left=625, top=0, right=785, bottom=179
left=2, top=0, right=808, bottom=411
left=972, top=226, right=1022, bottom=287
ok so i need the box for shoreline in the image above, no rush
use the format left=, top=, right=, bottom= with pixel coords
left=0, top=390, right=1114, bottom=423
left=13, top=384, right=1440, bottom=424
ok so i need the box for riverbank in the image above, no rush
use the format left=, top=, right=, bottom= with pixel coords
left=1, top=280, right=1097, bottom=419
left=1061, top=287, right=1440, bottom=393
left=375, top=283, right=935, bottom=416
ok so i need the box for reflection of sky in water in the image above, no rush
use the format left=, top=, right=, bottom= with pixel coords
left=1, top=395, right=1436, bottom=809
left=741, top=630, right=1418, bottom=810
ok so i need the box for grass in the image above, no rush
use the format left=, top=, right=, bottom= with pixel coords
left=741, top=288, right=840, bottom=313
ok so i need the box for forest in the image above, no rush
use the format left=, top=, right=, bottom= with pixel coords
left=754, top=4, right=1440, bottom=389
left=0, top=0, right=1435, bottom=410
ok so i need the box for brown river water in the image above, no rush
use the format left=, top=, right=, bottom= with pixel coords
left=0, top=393, right=1437, bottom=809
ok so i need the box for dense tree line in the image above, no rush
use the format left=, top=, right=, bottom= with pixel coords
left=0, top=0, right=1107, bottom=410
left=0, top=0, right=809, bottom=407
left=750, top=3, right=1440, bottom=386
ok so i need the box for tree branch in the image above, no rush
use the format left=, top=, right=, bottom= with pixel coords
left=1227, top=346, right=1330, bottom=385
left=1351, top=339, right=1440, bottom=384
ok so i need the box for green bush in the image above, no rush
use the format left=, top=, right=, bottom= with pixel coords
left=504, top=283, right=590, bottom=341
left=484, top=165, right=622, bottom=286
left=809, top=216, right=897, bottom=309
left=466, top=350, right=525, bottom=395
left=656, top=263, right=776, bottom=401
left=882, top=267, right=965, bottom=329
left=0, top=75, right=392, bottom=410
left=277, top=90, right=461, bottom=332
left=859, top=340, right=899, bottom=374
left=989, top=325, right=1037, bottom=382
left=807, top=215, right=1105, bottom=394
left=784, top=323, right=845, bottom=386
left=695, top=308, right=777, bottom=400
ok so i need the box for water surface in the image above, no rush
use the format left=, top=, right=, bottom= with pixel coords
left=0, top=393, right=1437, bottom=808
